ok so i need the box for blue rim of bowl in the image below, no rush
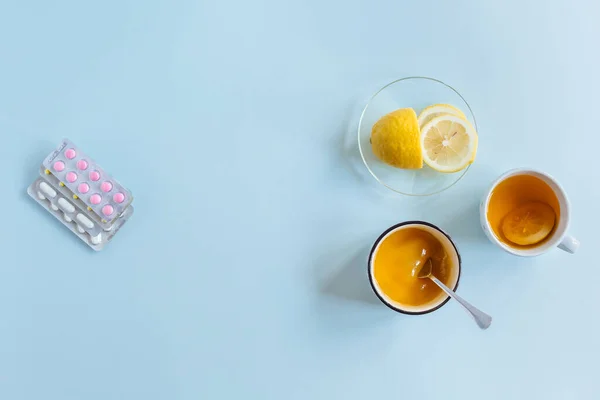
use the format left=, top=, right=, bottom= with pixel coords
left=357, top=76, right=479, bottom=196
left=367, top=221, right=462, bottom=315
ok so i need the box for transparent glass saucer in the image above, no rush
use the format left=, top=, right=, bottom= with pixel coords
left=358, top=77, right=478, bottom=196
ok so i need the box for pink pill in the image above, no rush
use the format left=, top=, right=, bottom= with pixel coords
left=101, top=181, right=113, bottom=192
left=66, top=172, right=78, bottom=183
left=102, top=204, right=114, bottom=216
left=65, top=148, right=77, bottom=159
left=78, top=183, right=90, bottom=194
left=77, top=160, right=88, bottom=170
left=90, top=194, right=102, bottom=205
left=113, top=192, right=125, bottom=203
left=89, top=170, right=101, bottom=181
left=53, top=161, right=65, bottom=172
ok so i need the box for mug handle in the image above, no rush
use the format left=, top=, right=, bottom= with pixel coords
left=558, top=235, right=580, bottom=254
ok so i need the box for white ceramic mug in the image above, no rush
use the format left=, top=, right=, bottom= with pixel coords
left=480, top=168, right=579, bottom=257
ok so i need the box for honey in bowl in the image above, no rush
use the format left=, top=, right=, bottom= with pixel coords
left=372, top=226, right=455, bottom=308
left=487, top=174, right=560, bottom=248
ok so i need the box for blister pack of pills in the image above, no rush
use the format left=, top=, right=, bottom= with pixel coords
left=27, top=139, right=134, bottom=250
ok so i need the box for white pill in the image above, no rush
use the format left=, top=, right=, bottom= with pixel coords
left=37, top=191, right=46, bottom=200
left=91, top=234, right=102, bottom=245
left=76, top=213, right=94, bottom=229
left=77, top=225, right=85, bottom=234
left=64, top=214, right=72, bottom=223
left=58, top=198, right=75, bottom=213
left=50, top=204, right=59, bottom=211
left=40, top=182, right=56, bottom=198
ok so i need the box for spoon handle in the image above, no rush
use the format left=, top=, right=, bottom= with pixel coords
left=429, top=276, right=492, bottom=330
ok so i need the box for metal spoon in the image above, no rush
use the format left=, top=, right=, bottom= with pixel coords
left=418, top=259, right=492, bottom=330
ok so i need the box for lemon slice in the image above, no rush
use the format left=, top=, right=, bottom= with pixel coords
left=501, top=202, right=556, bottom=246
left=420, top=114, right=477, bottom=173
left=417, top=104, right=466, bottom=129
left=371, top=108, right=423, bottom=169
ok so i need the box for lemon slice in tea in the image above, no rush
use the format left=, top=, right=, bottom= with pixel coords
left=501, top=202, right=556, bottom=246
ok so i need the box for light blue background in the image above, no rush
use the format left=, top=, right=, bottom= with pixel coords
left=1, top=1, right=598, bottom=399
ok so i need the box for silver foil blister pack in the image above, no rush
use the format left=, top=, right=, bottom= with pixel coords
left=27, top=139, right=134, bottom=250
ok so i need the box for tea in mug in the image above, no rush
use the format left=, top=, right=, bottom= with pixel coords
left=372, top=227, right=453, bottom=306
left=487, top=174, right=560, bottom=248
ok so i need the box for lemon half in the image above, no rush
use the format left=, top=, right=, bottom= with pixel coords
left=420, top=114, right=477, bottom=173
left=371, top=108, right=423, bottom=169
left=417, top=104, right=466, bottom=129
